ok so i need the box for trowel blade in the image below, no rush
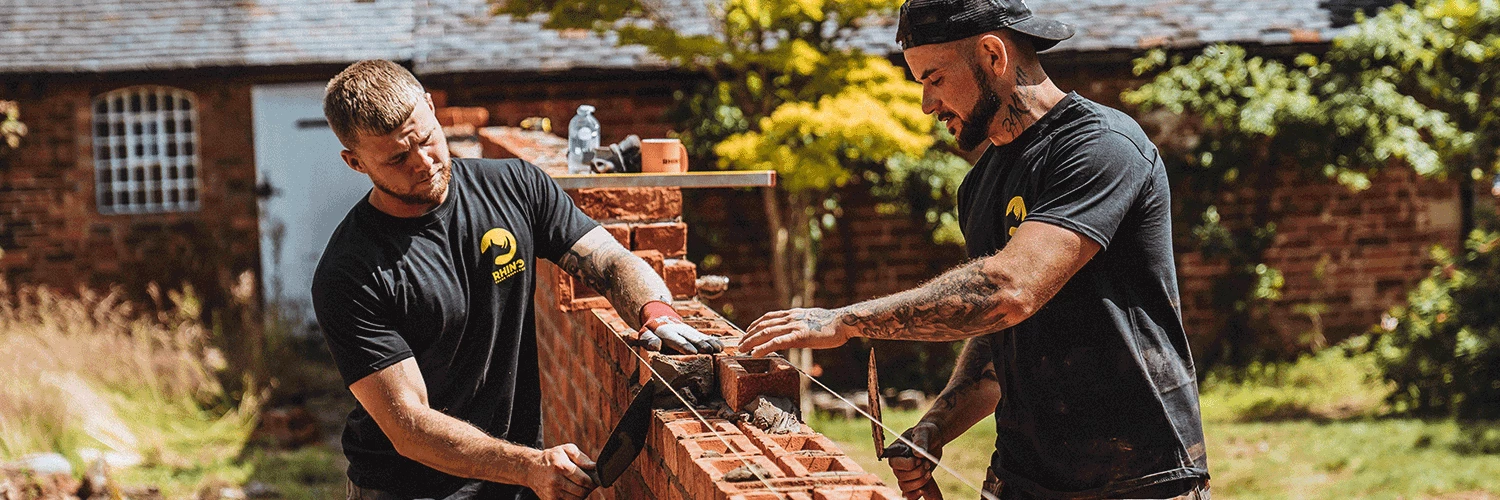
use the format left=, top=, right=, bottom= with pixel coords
left=868, top=347, right=885, bottom=459
left=590, top=377, right=667, bottom=488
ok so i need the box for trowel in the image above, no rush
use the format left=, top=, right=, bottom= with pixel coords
left=871, top=346, right=944, bottom=499
left=587, top=377, right=668, bottom=488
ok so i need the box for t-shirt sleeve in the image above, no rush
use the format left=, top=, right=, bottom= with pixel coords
left=517, top=161, right=600, bottom=261
left=311, top=266, right=413, bottom=387
left=1024, top=130, right=1154, bottom=250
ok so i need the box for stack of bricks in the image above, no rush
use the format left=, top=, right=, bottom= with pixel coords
left=476, top=123, right=901, bottom=499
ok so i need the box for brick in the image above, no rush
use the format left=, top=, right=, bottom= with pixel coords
left=691, top=455, right=787, bottom=499
left=731, top=493, right=814, bottom=500
left=435, top=106, right=490, bottom=128
left=664, top=259, right=698, bottom=299
left=741, top=429, right=842, bottom=458
left=718, top=356, right=801, bottom=413
left=568, top=187, right=683, bottom=222
left=811, top=486, right=903, bottom=500
left=603, top=222, right=632, bottom=247
left=632, top=249, right=666, bottom=279
left=634, top=221, right=688, bottom=257
left=775, top=454, right=864, bottom=478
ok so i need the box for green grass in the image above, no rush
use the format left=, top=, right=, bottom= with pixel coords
left=807, top=349, right=1500, bottom=499
left=0, top=284, right=349, bottom=499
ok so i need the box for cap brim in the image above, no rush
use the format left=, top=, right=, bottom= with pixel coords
left=1009, top=17, right=1075, bottom=51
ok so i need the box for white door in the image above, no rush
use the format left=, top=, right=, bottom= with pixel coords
left=252, top=82, right=370, bottom=333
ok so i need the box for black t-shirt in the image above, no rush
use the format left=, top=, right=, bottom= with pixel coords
left=311, top=158, right=598, bottom=499
left=958, top=93, right=1208, bottom=498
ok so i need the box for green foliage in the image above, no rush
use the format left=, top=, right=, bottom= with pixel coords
left=1124, top=0, right=1500, bottom=363
left=713, top=58, right=937, bottom=192
left=498, top=0, right=965, bottom=312
left=1367, top=230, right=1500, bottom=418
left=870, top=149, right=972, bottom=245
left=0, top=100, right=26, bottom=154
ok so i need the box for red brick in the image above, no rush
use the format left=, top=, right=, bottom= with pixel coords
left=635, top=221, right=688, bottom=257
left=435, top=106, right=490, bottom=128
left=691, top=455, right=787, bottom=499
left=603, top=222, right=632, bottom=247
left=632, top=249, right=666, bottom=278
left=568, top=187, right=683, bottom=222
left=664, top=259, right=698, bottom=299
left=717, top=356, right=801, bottom=412
left=730, top=493, right=814, bottom=500
left=811, top=485, right=903, bottom=500
left=741, top=429, right=841, bottom=458
left=775, top=454, right=864, bottom=478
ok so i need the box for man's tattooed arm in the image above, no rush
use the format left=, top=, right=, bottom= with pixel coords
left=919, top=335, right=1002, bottom=446
left=556, top=227, right=671, bottom=329
left=832, top=221, right=1097, bottom=342
left=836, top=257, right=1019, bottom=342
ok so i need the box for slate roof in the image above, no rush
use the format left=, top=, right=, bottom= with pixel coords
left=0, top=0, right=1400, bottom=75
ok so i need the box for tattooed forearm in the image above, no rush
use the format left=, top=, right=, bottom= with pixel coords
left=919, top=336, right=1002, bottom=444
left=835, top=257, right=1019, bottom=342
left=557, top=230, right=671, bottom=328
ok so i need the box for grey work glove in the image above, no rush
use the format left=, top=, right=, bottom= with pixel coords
left=639, top=320, right=723, bottom=355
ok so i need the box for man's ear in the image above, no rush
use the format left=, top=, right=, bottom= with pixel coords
left=974, top=33, right=1011, bottom=79
left=340, top=149, right=366, bottom=174
left=425, top=92, right=435, bottom=111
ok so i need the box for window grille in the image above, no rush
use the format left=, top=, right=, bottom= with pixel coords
left=92, top=86, right=201, bottom=214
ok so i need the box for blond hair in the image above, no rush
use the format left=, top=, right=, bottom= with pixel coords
left=323, top=60, right=425, bottom=146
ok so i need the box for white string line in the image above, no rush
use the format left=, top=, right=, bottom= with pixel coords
left=721, top=323, right=999, bottom=500
left=614, top=335, right=786, bottom=498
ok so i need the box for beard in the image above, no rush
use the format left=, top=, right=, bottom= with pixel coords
left=373, top=159, right=452, bottom=206
left=954, top=62, right=1003, bottom=152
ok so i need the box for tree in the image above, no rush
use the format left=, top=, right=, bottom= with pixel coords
left=1123, top=0, right=1500, bottom=364
left=496, top=0, right=968, bottom=397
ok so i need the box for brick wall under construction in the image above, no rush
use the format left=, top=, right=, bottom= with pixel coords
left=531, top=184, right=903, bottom=500
left=458, top=120, right=905, bottom=499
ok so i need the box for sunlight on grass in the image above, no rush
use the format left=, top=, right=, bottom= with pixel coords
left=0, top=283, right=261, bottom=497
left=808, top=346, right=1500, bottom=500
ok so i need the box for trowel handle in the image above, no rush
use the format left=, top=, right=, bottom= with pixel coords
left=918, top=481, right=944, bottom=500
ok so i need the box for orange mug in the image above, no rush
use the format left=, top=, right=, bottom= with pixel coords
left=641, top=138, right=688, bottom=173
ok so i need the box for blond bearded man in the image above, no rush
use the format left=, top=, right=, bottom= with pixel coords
left=313, top=60, right=721, bottom=500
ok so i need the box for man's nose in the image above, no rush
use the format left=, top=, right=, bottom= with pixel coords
left=921, top=87, right=938, bottom=116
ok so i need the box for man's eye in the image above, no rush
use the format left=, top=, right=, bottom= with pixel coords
left=933, top=78, right=943, bottom=86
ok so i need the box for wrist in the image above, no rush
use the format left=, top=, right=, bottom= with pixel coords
left=831, top=307, right=859, bottom=339
left=640, top=300, right=681, bottom=329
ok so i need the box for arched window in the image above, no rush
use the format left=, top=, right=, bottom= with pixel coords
left=92, top=86, right=201, bottom=214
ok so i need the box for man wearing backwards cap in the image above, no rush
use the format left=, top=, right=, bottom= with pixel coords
left=740, top=0, right=1209, bottom=498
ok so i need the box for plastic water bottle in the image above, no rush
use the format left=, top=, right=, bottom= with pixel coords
left=567, top=105, right=599, bottom=174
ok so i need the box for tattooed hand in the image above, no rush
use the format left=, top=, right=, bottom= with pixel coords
left=740, top=308, right=849, bottom=357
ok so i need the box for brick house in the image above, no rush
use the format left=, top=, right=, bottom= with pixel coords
left=0, top=0, right=1447, bottom=370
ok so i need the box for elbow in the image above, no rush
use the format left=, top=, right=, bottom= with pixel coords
left=993, top=287, right=1040, bottom=325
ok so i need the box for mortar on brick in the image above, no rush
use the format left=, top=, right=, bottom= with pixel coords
left=811, top=486, right=903, bottom=500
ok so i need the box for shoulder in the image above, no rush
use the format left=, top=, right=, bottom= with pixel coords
left=312, top=216, right=388, bottom=297
left=1054, top=98, right=1158, bottom=166
left=454, top=157, right=544, bottom=183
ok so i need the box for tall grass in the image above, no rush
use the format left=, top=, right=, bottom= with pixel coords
left=0, top=281, right=260, bottom=496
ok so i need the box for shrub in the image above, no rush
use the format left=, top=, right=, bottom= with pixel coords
left=1369, top=230, right=1500, bottom=418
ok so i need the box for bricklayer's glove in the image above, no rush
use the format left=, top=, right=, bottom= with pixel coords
left=643, top=316, right=723, bottom=355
